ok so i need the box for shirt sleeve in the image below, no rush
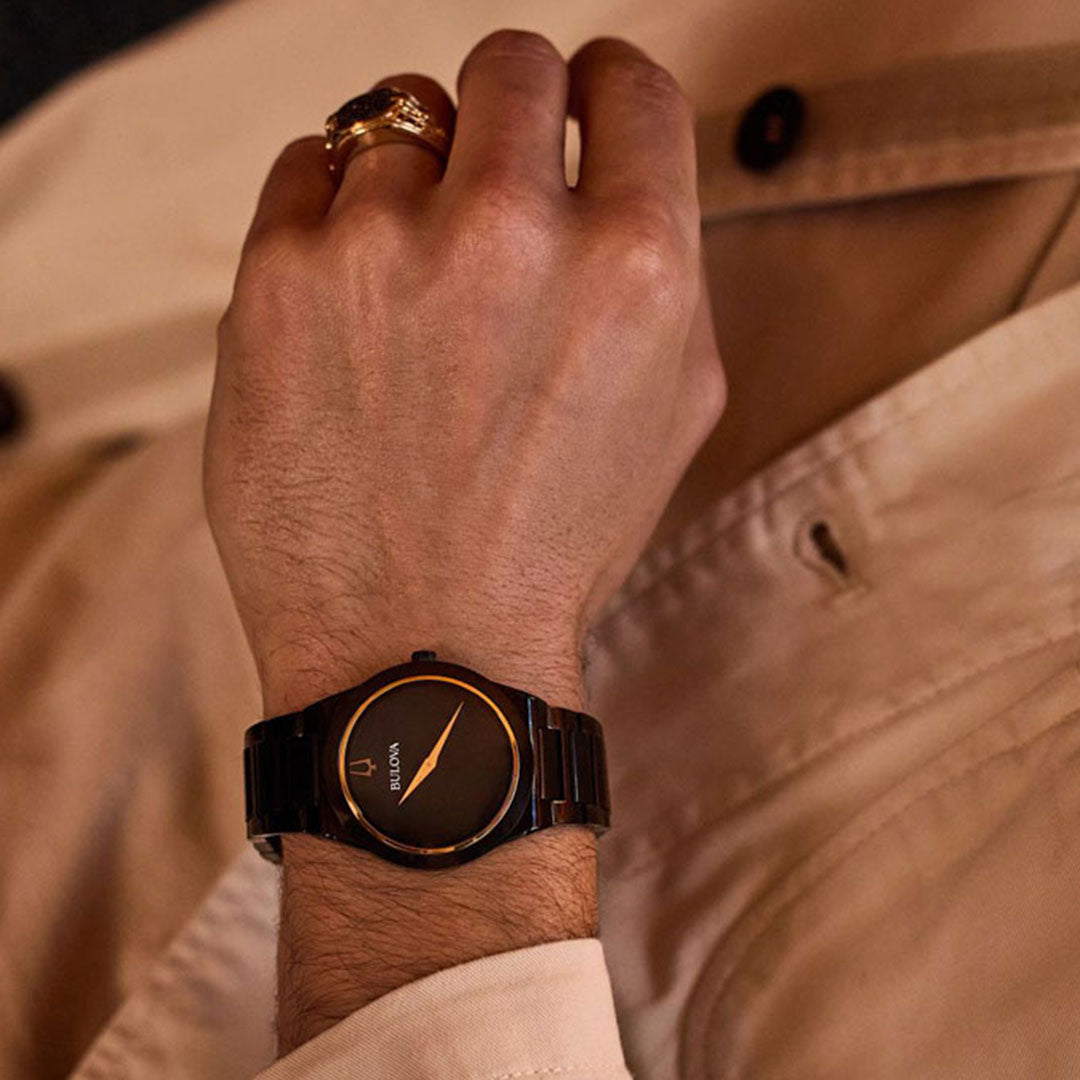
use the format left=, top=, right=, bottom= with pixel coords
left=253, top=937, right=633, bottom=1080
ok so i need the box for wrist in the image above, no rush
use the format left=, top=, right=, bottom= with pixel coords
left=255, top=613, right=600, bottom=1055
left=277, top=826, right=597, bottom=1054
left=256, top=618, right=587, bottom=717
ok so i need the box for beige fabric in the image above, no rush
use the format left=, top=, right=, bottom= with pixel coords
left=2, top=0, right=1080, bottom=1077
left=256, top=939, right=627, bottom=1080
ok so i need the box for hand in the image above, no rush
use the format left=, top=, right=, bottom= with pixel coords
left=204, top=29, right=724, bottom=717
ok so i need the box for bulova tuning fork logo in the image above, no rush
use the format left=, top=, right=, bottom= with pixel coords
left=348, top=757, right=377, bottom=778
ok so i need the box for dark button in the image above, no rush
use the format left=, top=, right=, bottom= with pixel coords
left=411, top=650, right=437, bottom=662
left=734, top=86, right=805, bottom=172
left=0, top=371, right=25, bottom=441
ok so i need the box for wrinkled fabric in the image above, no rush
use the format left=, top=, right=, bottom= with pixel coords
left=1, top=1, right=1080, bottom=1078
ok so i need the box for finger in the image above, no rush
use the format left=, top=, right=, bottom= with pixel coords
left=567, top=38, right=699, bottom=235
left=445, top=29, right=569, bottom=197
left=327, top=74, right=456, bottom=217
left=246, top=135, right=336, bottom=245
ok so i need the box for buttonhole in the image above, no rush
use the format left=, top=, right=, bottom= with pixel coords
left=808, top=520, right=849, bottom=577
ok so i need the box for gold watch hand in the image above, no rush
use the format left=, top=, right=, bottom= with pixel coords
left=398, top=700, right=465, bottom=806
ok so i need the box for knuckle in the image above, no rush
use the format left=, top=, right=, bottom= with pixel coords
left=466, top=28, right=562, bottom=69
left=459, top=166, right=532, bottom=209
left=617, top=231, right=671, bottom=285
left=592, top=204, right=696, bottom=301
left=604, top=54, right=691, bottom=120
left=484, top=78, right=554, bottom=128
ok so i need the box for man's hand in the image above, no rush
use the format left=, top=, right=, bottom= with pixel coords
left=206, top=29, right=724, bottom=717
left=204, top=28, right=725, bottom=1054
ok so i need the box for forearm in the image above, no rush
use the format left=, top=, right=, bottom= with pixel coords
left=264, top=635, right=599, bottom=1056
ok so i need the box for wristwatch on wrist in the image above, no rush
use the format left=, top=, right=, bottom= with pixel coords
left=243, top=650, right=611, bottom=870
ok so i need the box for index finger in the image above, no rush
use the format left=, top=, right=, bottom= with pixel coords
left=245, top=135, right=336, bottom=247
left=567, top=38, right=699, bottom=236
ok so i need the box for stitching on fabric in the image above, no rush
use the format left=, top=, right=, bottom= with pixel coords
left=605, top=624, right=1080, bottom=882
left=762, top=119, right=1080, bottom=175
left=700, top=129, right=1080, bottom=226
left=733, top=132, right=1080, bottom=206
left=694, top=688, right=1080, bottom=1071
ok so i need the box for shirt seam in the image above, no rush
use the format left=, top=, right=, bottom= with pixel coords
left=719, top=126, right=1080, bottom=187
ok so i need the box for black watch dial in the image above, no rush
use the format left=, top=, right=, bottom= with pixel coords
left=338, top=674, right=521, bottom=854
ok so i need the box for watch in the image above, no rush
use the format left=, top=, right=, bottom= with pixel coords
left=243, top=650, right=611, bottom=869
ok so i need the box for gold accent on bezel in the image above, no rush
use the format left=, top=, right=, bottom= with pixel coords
left=337, top=675, right=521, bottom=855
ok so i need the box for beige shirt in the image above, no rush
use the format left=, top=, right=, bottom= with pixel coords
left=2, top=1, right=1080, bottom=1077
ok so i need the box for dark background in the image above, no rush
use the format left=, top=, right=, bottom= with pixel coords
left=1, top=0, right=219, bottom=130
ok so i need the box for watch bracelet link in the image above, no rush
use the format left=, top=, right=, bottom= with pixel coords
left=244, top=712, right=317, bottom=863
left=244, top=698, right=611, bottom=864
left=533, top=706, right=611, bottom=830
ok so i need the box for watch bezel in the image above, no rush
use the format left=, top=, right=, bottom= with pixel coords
left=310, top=656, right=537, bottom=870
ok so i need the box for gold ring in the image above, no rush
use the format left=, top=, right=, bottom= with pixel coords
left=324, top=86, right=450, bottom=176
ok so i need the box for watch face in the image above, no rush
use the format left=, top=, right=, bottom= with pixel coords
left=337, top=675, right=521, bottom=855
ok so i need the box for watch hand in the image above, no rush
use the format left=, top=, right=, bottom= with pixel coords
left=396, top=757, right=434, bottom=807
left=426, top=700, right=465, bottom=768
left=397, top=700, right=465, bottom=806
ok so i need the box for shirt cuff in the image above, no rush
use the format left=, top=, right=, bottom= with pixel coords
left=253, top=937, right=631, bottom=1080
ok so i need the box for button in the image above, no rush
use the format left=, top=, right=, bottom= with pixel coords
left=734, top=86, right=805, bottom=172
left=0, top=371, right=25, bottom=441
left=411, top=650, right=437, bottom=662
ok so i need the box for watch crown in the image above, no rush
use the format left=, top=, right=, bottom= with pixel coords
left=411, top=650, right=437, bottom=662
